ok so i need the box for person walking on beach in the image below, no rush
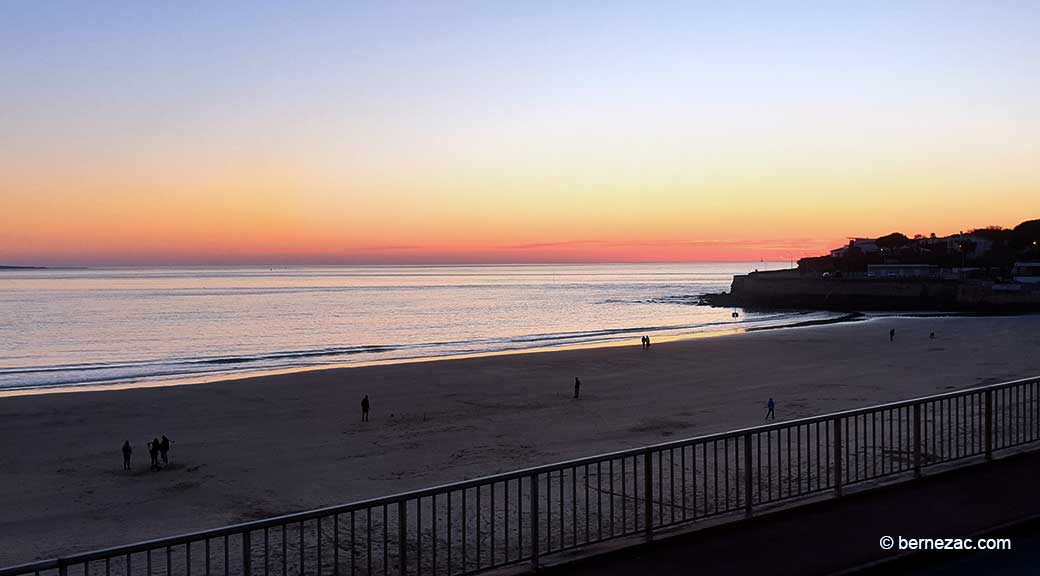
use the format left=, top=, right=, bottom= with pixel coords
left=148, top=437, right=161, bottom=471
left=645, top=336, right=651, bottom=349
left=361, top=394, right=370, bottom=422
left=765, top=398, right=775, bottom=420
left=121, top=440, right=132, bottom=470
left=641, top=335, right=647, bottom=349
left=889, top=328, right=896, bottom=342
left=159, top=435, right=172, bottom=466
left=574, top=377, right=581, bottom=399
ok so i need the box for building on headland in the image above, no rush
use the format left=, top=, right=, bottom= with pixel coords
left=800, top=220, right=1040, bottom=281
left=1013, top=262, right=1040, bottom=284
left=866, top=264, right=939, bottom=279
left=965, top=234, right=995, bottom=257
left=830, top=238, right=879, bottom=259
left=702, top=219, right=1040, bottom=312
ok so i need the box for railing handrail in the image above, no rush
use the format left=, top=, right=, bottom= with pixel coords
left=5, top=373, right=1038, bottom=573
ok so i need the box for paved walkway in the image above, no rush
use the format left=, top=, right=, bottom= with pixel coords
left=542, top=450, right=1040, bottom=575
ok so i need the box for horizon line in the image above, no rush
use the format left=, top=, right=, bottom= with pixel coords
left=1, top=259, right=798, bottom=269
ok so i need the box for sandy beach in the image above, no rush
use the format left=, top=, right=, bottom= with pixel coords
left=2, top=315, right=1039, bottom=565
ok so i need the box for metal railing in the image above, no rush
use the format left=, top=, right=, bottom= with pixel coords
left=4, top=375, right=1040, bottom=576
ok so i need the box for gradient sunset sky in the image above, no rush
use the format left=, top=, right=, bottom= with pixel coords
left=2, top=2, right=1038, bottom=265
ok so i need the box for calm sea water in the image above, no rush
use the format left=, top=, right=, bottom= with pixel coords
left=0, top=263, right=834, bottom=392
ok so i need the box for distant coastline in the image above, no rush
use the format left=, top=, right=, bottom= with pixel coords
left=0, top=266, right=90, bottom=270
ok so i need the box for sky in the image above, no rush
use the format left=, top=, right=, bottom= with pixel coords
left=2, top=1, right=1038, bottom=265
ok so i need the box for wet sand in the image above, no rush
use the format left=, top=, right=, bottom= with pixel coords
left=2, top=315, right=1039, bottom=565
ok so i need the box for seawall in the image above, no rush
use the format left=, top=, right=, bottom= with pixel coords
left=704, top=270, right=1040, bottom=312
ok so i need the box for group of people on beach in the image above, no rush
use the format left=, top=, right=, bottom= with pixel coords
left=356, top=326, right=937, bottom=426
left=121, top=435, right=173, bottom=471
left=354, top=326, right=936, bottom=426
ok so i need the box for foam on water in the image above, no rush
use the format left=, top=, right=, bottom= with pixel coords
left=0, top=263, right=836, bottom=391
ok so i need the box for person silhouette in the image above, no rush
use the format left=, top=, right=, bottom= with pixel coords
left=122, top=440, right=132, bottom=471
left=641, top=335, right=647, bottom=349
left=766, top=398, right=775, bottom=420
left=890, top=329, right=896, bottom=342
left=361, top=394, right=370, bottom=422
left=159, top=435, right=172, bottom=466
left=645, top=336, right=651, bottom=349
left=574, top=377, right=581, bottom=399
left=148, top=437, right=160, bottom=471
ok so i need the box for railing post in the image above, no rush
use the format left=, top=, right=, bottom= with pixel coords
left=743, top=433, right=753, bottom=516
left=832, top=417, right=842, bottom=497
left=913, top=404, right=922, bottom=478
left=643, top=451, right=653, bottom=540
left=242, top=531, right=252, bottom=576
left=58, top=560, right=67, bottom=576
left=985, top=390, right=993, bottom=461
left=398, top=501, right=407, bottom=575
left=530, top=473, right=540, bottom=570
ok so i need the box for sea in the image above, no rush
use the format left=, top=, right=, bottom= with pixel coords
left=0, top=263, right=841, bottom=392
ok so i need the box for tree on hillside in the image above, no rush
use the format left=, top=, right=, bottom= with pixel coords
left=968, top=226, right=1012, bottom=241
left=875, top=232, right=910, bottom=250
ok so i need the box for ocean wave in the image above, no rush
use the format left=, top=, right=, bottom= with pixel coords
left=0, top=344, right=406, bottom=376
left=0, top=310, right=841, bottom=392
left=600, top=294, right=703, bottom=306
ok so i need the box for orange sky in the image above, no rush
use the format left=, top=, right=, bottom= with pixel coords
left=3, top=130, right=1034, bottom=265
left=2, top=3, right=1037, bottom=266
left=3, top=174, right=1030, bottom=265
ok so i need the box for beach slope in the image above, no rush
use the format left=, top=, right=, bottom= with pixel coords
left=1, top=316, right=1039, bottom=565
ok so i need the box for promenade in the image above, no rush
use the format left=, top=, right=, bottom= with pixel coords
left=544, top=449, right=1040, bottom=575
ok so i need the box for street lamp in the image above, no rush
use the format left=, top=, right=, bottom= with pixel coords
left=959, top=231, right=966, bottom=269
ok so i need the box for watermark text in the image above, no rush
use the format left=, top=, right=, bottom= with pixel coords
left=879, top=535, right=1011, bottom=551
